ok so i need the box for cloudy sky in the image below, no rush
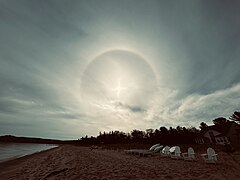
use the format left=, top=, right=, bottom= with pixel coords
left=0, top=0, right=240, bottom=140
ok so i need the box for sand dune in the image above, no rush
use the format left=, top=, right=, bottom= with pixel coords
left=0, top=145, right=240, bottom=180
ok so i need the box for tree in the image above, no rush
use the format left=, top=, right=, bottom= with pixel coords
left=160, top=126, right=168, bottom=134
left=131, top=129, right=145, bottom=142
left=199, top=122, right=208, bottom=130
left=146, top=128, right=154, bottom=138
left=213, top=117, right=229, bottom=126
left=229, top=111, right=240, bottom=123
left=188, top=126, right=199, bottom=133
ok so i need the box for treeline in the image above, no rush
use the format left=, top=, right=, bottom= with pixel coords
left=80, top=126, right=200, bottom=145
left=0, top=135, right=81, bottom=144
left=79, top=111, right=240, bottom=146
left=0, top=135, right=63, bottom=144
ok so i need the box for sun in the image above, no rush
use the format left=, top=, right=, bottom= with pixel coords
left=80, top=49, right=157, bottom=111
left=111, top=79, right=127, bottom=99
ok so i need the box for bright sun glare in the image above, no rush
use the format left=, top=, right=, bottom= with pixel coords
left=80, top=50, right=157, bottom=114
left=111, top=79, right=127, bottom=99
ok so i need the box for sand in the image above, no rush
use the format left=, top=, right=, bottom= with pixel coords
left=0, top=145, right=240, bottom=180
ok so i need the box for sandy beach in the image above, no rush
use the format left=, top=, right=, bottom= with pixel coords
left=0, top=145, right=240, bottom=180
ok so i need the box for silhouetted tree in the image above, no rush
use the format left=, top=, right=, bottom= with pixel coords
left=146, top=129, right=154, bottom=138
left=131, top=130, right=145, bottom=142
left=229, top=111, right=240, bottom=124
left=78, top=124, right=201, bottom=145
left=159, top=126, right=169, bottom=144
left=199, top=122, right=208, bottom=130
left=188, top=126, right=199, bottom=133
left=160, top=126, right=168, bottom=134
left=213, top=117, right=229, bottom=125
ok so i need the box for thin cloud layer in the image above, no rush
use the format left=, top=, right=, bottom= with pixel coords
left=0, top=0, right=239, bottom=139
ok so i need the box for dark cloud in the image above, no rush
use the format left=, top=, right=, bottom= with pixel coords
left=128, top=106, right=145, bottom=113
left=115, top=102, right=145, bottom=113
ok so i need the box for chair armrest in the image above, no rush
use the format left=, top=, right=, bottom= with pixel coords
left=201, top=153, right=207, bottom=157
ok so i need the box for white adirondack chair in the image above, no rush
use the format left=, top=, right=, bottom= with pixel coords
left=170, top=146, right=182, bottom=159
left=149, top=144, right=160, bottom=151
left=161, top=146, right=170, bottom=157
left=154, top=145, right=163, bottom=153
left=182, top=147, right=196, bottom=161
left=201, top=147, right=218, bottom=164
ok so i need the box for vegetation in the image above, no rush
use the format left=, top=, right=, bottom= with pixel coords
left=0, top=135, right=63, bottom=144
left=80, top=111, right=240, bottom=146
left=229, top=111, right=240, bottom=124
left=80, top=126, right=200, bottom=146
left=1, top=111, right=239, bottom=146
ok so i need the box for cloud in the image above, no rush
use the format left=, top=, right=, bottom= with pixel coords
left=146, top=83, right=240, bottom=128
left=0, top=0, right=240, bottom=139
left=113, top=102, right=145, bottom=113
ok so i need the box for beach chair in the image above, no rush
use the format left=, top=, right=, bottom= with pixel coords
left=149, top=144, right=160, bottom=151
left=153, top=145, right=163, bottom=153
left=201, top=147, right=218, bottom=164
left=170, top=146, right=182, bottom=159
left=182, top=147, right=196, bottom=161
left=161, top=146, right=170, bottom=157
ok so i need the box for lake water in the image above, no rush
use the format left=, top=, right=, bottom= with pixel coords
left=0, top=143, right=58, bottom=162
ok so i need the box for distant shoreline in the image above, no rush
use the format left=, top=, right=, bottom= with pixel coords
left=0, top=135, right=65, bottom=144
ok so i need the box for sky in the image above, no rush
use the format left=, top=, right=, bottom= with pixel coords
left=0, top=0, right=240, bottom=140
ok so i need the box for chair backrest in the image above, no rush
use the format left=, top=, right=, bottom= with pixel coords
left=174, top=146, right=181, bottom=156
left=149, top=144, right=160, bottom=151
left=154, top=145, right=163, bottom=152
left=207, top=147, right=217, bottom=160
left=188, top=147, right=195, bottom=159
left=162, top=146, right=170, bottom=154
left=169, top=146, right=176, bottom=153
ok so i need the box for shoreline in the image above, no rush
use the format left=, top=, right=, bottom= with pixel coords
left=0, top=145, right=60, bottom=172
left=0, top=143, right=60, bottom=163
left=0, top=145, right=240, bottom=179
